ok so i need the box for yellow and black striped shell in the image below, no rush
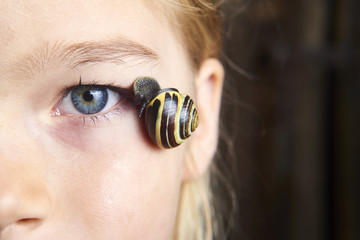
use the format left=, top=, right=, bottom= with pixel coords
left=133, top=77, right=199, bottom=149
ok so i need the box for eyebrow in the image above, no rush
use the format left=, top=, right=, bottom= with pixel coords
left=17, top=37, right=159, bottom=74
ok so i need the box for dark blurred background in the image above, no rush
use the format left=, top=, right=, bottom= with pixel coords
left=218, top=0, right=360, bottom=239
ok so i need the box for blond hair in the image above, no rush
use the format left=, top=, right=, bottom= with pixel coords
left=162, top=0, right=222, bottom=69
left=158, top=1, right=224, bottom=239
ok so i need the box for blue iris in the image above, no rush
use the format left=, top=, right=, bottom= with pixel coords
left=71, top=86, right=108, bottom=114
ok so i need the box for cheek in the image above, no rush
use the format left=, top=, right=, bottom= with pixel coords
left=48, top=112, right=184, bottom=239
left=48, top=107, right=151, bottom=152
left=69, top=148, right=183, bottom=239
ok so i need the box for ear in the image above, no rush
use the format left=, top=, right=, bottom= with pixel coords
left=183, top=58, right=224, bottom=181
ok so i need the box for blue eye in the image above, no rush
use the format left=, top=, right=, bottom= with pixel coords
left=71, top=86, right=108, bottom=114
left=58, top=85, right=122, bottom=116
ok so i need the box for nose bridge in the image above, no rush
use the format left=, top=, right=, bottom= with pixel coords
left=0, top=121, right=51, bottom=231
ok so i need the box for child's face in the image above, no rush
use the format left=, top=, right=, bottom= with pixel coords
left=0, top=0, right=194, bottom=239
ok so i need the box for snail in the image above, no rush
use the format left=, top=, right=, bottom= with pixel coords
left=133, top=76, right=199, bottom=149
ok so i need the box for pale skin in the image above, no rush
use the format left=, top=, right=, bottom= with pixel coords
left=0, top=0, right=224, bottom=239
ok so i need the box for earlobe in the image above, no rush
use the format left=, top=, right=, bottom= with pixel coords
left=183, top=58, right=224, bottom=181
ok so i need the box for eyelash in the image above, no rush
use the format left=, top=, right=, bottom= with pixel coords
left=73, top=105, right=126, bottom=127
left=54, top=81, right=133, bottom=126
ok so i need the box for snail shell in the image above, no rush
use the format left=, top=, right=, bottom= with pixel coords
left=133, top=77, right=199, bottom=149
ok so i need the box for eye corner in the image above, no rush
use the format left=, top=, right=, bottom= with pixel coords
left=50, top=107, right=61, bottom=117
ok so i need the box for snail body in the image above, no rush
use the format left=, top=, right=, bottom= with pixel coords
left=133, top=77, right=199, bottom=149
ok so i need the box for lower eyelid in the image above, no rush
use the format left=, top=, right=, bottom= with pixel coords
left=53, top=99, right=132, bottom=128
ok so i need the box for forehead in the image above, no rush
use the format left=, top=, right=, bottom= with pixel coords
left=1, top=1, right=179, bottom=71
left=0, top=1, right=162, bottom=42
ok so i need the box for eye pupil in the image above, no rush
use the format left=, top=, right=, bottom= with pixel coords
left=83, top=91, right=94, bottom=102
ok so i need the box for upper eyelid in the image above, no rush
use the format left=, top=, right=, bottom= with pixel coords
left=62, top=83, right=134, bottom=101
